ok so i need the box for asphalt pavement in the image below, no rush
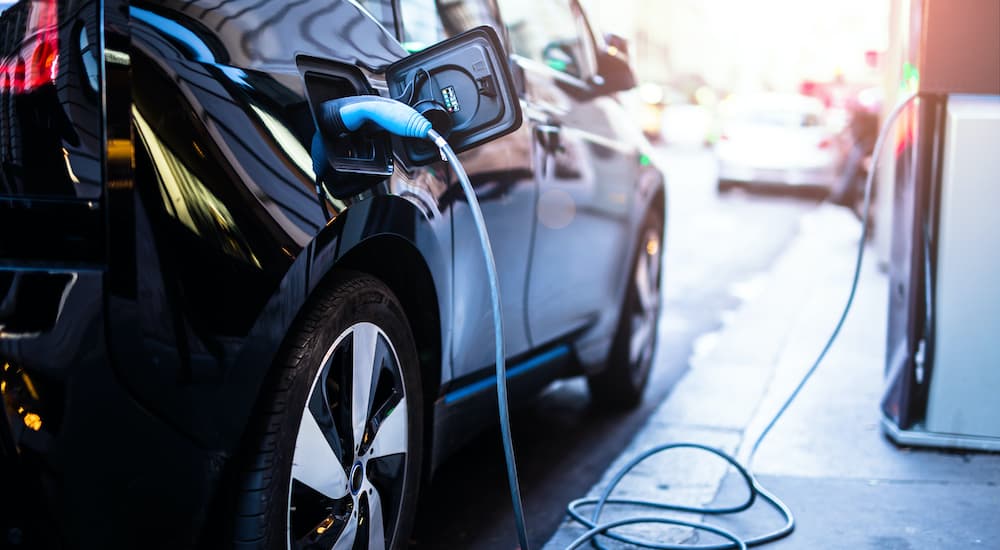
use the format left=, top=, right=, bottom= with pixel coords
left=409, top=146, right=819, bottom=549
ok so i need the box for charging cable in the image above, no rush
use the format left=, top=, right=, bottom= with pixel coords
left=430, top=127, right=532, bottom=550
left=318, top=96, right=531, bottom=550
left=321, top=91, right=917, bottom=550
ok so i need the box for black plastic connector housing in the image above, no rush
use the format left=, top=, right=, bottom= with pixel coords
left=387, top=26, right=522, bottom=166
left=299, top=59, right=394, bottom=199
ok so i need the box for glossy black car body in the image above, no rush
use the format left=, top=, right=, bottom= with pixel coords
left=0, top=0, right=665, bottom=547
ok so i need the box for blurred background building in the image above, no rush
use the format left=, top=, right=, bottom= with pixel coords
left=583, top=0, right=889, bottom=94
left=583, top=0, right=903, bottom=260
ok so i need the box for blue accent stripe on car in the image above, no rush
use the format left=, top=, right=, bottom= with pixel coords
left=442, top=345, right=570, bottom=405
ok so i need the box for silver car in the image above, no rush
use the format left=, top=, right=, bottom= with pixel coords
left=715, top=93, right=843, bottom=191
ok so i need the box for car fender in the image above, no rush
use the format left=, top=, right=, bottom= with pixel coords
left=230, top=193, right=452, bottom=446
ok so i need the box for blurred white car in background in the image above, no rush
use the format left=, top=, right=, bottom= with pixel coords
left=715, top=93, right=843, bottom=192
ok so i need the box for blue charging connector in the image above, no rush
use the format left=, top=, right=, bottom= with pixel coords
left=319, top=95, right=433, bottom=139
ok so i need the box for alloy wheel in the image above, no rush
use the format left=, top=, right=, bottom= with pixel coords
left=287, top=322, right=409, bottom=550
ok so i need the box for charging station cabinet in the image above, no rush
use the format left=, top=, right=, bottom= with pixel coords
left=881, top=0, right=1000, bottom=450
left=922, top=96, right=1000, bottom=441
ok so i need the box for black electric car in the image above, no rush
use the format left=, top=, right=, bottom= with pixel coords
left=0, top=0, right=666, bottom=548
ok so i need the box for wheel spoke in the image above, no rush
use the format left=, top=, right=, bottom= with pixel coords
left=293, top=408, right=350, bottom=500
left=366, top=485, right=387, bottom=550
left=368, top=397, right=408, bottom=459
left=352, top=323, right=380, bottom=451
left=630, top=314, right=653, bottom=364
left=635, top=253, right=658, bottom=313
left=648, top=238, right=661, bottom=287
left=332, top=514, right=358, bottom=550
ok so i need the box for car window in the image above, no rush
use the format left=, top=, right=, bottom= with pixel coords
left=353, top=0, right=395, bottom=31
left=496, top=0, right=594, bottom=79
left=398, top=0, right=503, bottom=52
left=734, top=110, right=823, bottom=128
left=721, top=96, right=826, bottom=129
left=802, top=113, right=822, bottom=127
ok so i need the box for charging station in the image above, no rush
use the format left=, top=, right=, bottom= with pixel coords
left=881, top=0, right=1000, bottom=451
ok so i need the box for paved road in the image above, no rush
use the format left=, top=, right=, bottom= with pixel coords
left=409, top=146, right=820, bottom=550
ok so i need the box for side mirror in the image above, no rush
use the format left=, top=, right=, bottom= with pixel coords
left=594, top=33, right=636, bottom=94
left=386, top=26, right=522, bottom=166
left=542, top=39, right=581, bottom=76
left=604, top=33, right=630, bottom=56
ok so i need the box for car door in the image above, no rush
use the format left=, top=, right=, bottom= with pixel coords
left=395, top=0, right=537, bottom=380
left=496, top=0, right=639, bottom=350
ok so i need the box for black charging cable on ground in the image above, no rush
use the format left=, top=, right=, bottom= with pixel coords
left=321, top=92, right=917, bottom=550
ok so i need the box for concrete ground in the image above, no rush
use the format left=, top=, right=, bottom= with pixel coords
left=543, top=200, right=1000, bottom=549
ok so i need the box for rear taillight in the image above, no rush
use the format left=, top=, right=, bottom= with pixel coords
left=818, top=138, right=832, bottom=149
left=1, top=0, right=59, bottom=94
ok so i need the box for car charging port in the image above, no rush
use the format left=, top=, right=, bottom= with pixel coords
left=300, top=26, right=520, bottom=204
left=298, top=61, right=395, bottom=199
left=386, top=26, right=521, bottom=166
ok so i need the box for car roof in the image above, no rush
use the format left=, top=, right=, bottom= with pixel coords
left=721, top=93, right=825, bottom=115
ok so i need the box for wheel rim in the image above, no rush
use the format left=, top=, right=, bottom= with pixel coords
left=629, top=228, right=662, bottom=374
left=288, top=322, right=409, bottom=550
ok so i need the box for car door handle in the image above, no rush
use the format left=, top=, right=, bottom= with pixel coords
left=535, top=124, right=563, bottom=154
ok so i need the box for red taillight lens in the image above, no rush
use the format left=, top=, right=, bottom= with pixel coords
left=818, top=138, right=832, bottom=149
left=26, top=34, right=58, bottom=89
left=1, top=0, right=59, bottom=94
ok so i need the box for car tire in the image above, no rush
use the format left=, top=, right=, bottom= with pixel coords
left=232, top=270, right=423, bottom=550
left=588, top=209, right=664, bottom=409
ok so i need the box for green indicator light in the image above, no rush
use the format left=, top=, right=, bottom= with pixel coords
left=441, top=86, right=460, bottom=113
left=901, top=62, right=920, bottom=93
left=402, top=41, right=426, bottom=54
left=639, top=154, right=651, bottom=166
left=546, top=59, right=567, bottom=71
